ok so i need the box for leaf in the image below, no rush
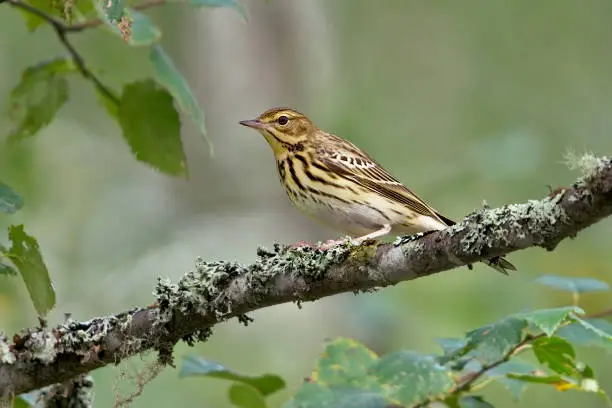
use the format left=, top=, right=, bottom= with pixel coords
left=94, top=2, right=160, bottom=45
left=0, top=262, right=17, bottom=276
left=150, top=45, right=211, bottom=154
left=465, top=317, right=528, bottom=366
left=436, top=337, right=467, bottom=357
left=314, top=338, right=379, bottom=387
left=515, top=306, right=583, bottom=336
left=7, top=58, right=76, bottom=142
left=12, top=396, right=33, bottom=408
left=118, top=80, right=187, bottom=176
left=102, top=0, right=125, bottom=22
left=458, top=395, right=494, bottom=408
left=371, top=350, right=454, bottom=405
left=282, top=383, right=390, bottom=408
left=228, top=383, right=267, bottom=408
left=180, top=355, right=285, bottom=396
left=187, top=0, right=246, bottom=19
left=531, top=336, right=577, bottom=377
left=536, top=275, right=609, bottom=294
left=507, top=373, right=576, bottom=390
left=485, top=360, right=536, bottom=400
left=19, top=0, right=64, bottom=31
left=2, top=225, right=55, bottom=316
left=557, top=318, right=612, bottom=347
left=0, top=181, right=24, bottom=214
left=128, top=10, right=162, bottom=45
left=572, top=317, right=612, bottom=344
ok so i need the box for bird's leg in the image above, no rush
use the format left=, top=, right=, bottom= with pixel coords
left=351, top=224, right=392, bottom=245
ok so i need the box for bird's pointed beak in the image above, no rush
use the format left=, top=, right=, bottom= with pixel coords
left=239, top=119, right=265, bottom=129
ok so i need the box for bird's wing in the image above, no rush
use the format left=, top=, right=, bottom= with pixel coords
left=315, top=133, right=453, bottom=225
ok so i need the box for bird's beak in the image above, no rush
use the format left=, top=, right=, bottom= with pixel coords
left=239, top=119, right=265, bottom=129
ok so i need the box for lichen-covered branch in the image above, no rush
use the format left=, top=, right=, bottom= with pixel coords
left=1, top=155, right=611, bottom=398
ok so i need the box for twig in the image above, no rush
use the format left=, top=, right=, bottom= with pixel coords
left=1, top=156, right=612, bottom=397
left=2, top=0, right=119, bottom=104
left=442, top=306, right=612, bottom=399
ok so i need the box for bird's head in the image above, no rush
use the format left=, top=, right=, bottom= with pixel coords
left=239, top=107, right=316, bottom=156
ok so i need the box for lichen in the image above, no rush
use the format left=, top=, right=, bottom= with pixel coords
left=23, top=330, right=57, bottom=364
left=22, top=374, right=95, bottom=407
left=457, top=193, right=568, bottom=255
left=0, top=332, right=15, bottom=364
left=564, top=151, right=611, bottom=185
left=154, top=240, right=354, bottom=345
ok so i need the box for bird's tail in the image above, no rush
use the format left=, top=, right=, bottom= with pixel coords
left=433, top=211, right=517, bottom=275
left=483, top=256, right=517, bottom=275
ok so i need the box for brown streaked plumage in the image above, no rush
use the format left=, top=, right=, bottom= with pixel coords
left=239, top=107, right=516, bottom=275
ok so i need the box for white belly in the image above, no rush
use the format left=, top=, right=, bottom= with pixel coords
left=290, top=192, right=445, bottom=238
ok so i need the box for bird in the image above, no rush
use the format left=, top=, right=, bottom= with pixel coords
left=239, top=107, right=516, bottom=275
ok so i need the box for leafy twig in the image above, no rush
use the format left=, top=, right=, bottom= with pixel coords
left=1, top=0, right=119, bottom=104
left=446, top=306, right=612, bottom=397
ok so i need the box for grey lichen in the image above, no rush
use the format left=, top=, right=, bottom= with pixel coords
left=564, top=151, right=611, bottom=183
left=0, top=332, right=15, bottom=364
left=459, top=193, right=568, bottom=255
left=154, top=242, right=352, bottom=345
left=21, top=374, right=95, bottom=408
left=47, top=312, right=142, bottom=363
left=23, top=330, right=57, bottom=364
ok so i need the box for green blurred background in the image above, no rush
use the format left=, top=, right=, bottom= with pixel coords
left=1, top=0, right=612, bottom=406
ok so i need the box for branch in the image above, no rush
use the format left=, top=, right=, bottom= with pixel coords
left=1, top=155, right=612, bottom=398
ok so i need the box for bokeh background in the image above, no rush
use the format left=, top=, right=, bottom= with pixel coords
left=1, top=0, right=612, bottom=406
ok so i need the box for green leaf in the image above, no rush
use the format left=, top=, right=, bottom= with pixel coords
left=94, top=2, right=160, bottom=45
left=531, top=336, right=577, bottom=377
left=150, top=45, right=211, bottom=154
left=283, top=383, right=390, bottom=408
left=557, top=318, right=612, bottom=347
left=573, top=317, right=612, bottom=344
left=103, top=0, right=125, bottom=22
left=7, top=58, right=76, bottom=142
left=485, top=360, right=536, bottom=400
left=2, top=225, right=55, bottom=316
left=187, top=0, right=246, bottom=19
left=128, top=10, right=162, bottom=46
left=118, top=80, right=187, bottom=176
left=0, top=262, right=17, bottom=276
left=371, top=350, right=454, bottom=405
left=536, top=275, right=609, bottom=294
left=465, top=317, right=528, bottom=366
left=180, top=356, right=285, bottom=396
left=228, top=383, right=268, bottom=408
left=436, top=337, right=467, bottom=357
left=13, top=396, right=33, bottom=408
left=515, top=306, right=583, bottom=336
left=0, top=181, right=24, bottom=214
left=315, top=338, right=379, bottom=387
left=458, top=396, right=494, bottom=408
left=19, top=0, right=64, bottom=31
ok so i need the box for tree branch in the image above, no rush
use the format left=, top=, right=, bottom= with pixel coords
left=1, top=155, right=612, bottom=398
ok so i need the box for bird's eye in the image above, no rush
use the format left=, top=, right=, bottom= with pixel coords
left=277, top=115, right=289, bottom=126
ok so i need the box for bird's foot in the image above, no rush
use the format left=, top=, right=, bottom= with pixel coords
left=318, top=239, right=345, bottom=251
left=393, top=230, right=435, bottom=247
left=289, top=240, right=316, bottom=250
